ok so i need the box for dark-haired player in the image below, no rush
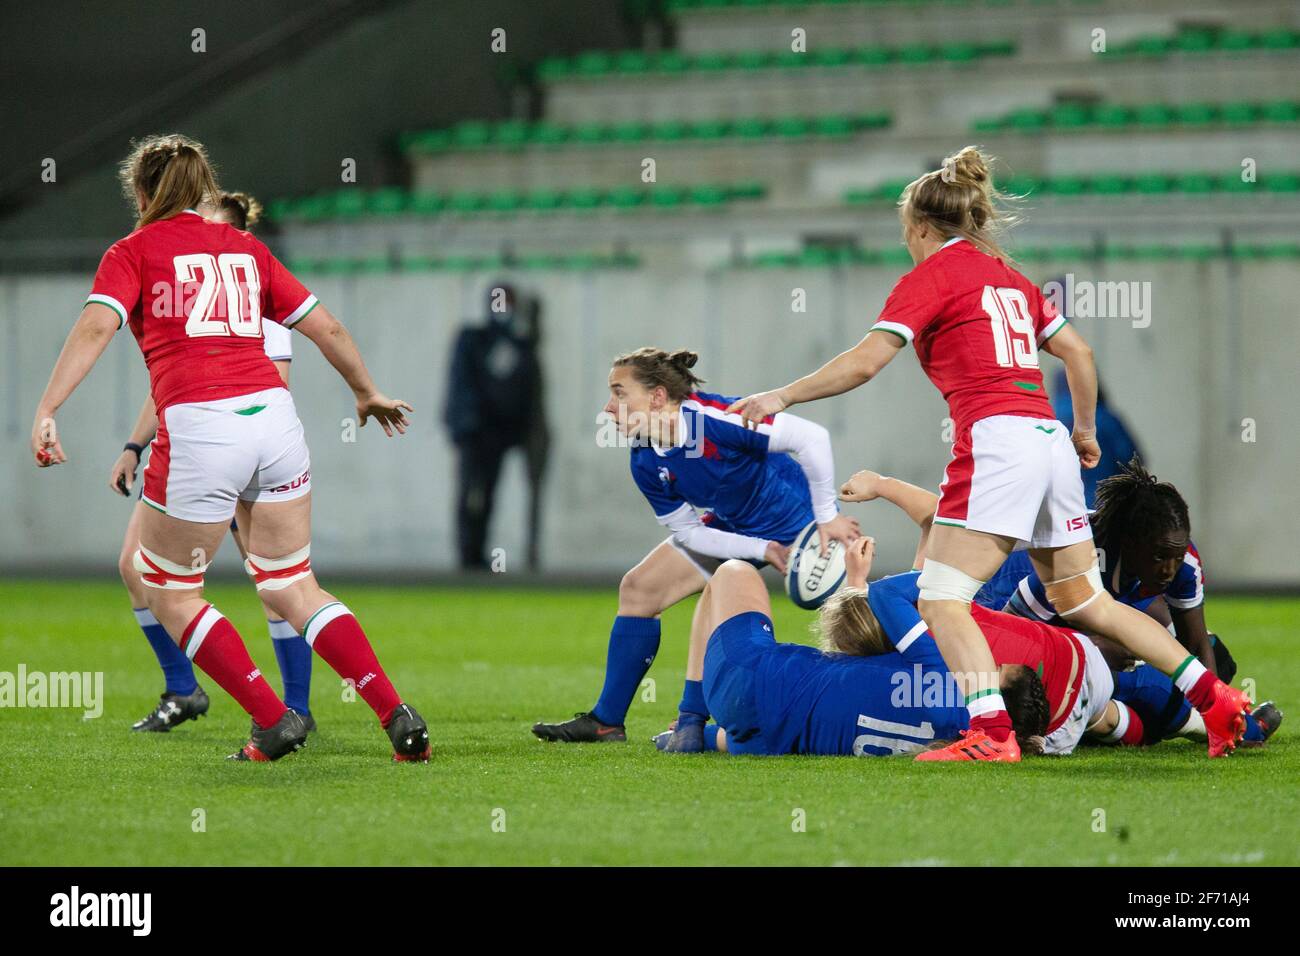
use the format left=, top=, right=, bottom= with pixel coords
left=532, top=347, right=859, bottom=744
left=111, top=191, right=315, bottom=734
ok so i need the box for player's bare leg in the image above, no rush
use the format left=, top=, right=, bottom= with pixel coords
left=1030, top=541, right=1248, bottom=757
left=136, top=506, right=304, bottom=761
left=120, top=500, right=211, bottom=731
left=914, top=524, right=1022, bottom=762
left=235, top=493, right=428, bottom=761
left=533, top=539, right=707, bottom=742
left=228, top=520, right=315, bottom=732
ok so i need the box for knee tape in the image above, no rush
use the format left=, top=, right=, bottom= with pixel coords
left=1045, top=563, right=1104, bottom=617
left=917, top=559, right=985, bottom=605
left=134, top=545, right=209, bottom=590
left=244, top=544, right=312, bottom=591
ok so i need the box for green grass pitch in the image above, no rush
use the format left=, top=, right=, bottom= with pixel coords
left=0, top=579, right=1295, bottom=866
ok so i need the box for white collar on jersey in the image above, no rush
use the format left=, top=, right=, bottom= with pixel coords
left=649, top=406, right=689, bottom=457
left=940, top=236, right=964, bottom=250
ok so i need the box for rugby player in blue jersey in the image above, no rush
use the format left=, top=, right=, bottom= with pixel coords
left=532, top=348, right=860, bottom=743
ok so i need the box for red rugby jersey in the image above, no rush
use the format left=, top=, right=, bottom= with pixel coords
left=87, top=211, right=317, bottom=410
left=972, top=603, right=1086, bottom=735
left=870, top=239, right=1067, bottom=432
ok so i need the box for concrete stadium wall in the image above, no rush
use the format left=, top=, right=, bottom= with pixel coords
left=1, top=259, right=1296, bottom=585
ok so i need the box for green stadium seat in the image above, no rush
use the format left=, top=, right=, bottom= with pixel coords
left=654, top=51, right=689, bottom=73
left=494, top=120, right=531, bottom=149
left=690, top=184, right=729, bottom=206
left=524, top=190, right=565, bottom=211
left=1090, top=174, right=1130, bottom=195
left=854, top=46, right=893, bottom=68
left=812, top=115, right=854, bottom=137
left=407, top=192, right=445, bottom=216
left=1049, top=175, right=1087, bottom=196
left=1133, top=174, right=1172, bottom=194
left=1259, top=28, right=1299, bottom=50
left=1008, top=107, right=1048, bottom=132
left=729, top=180, right=766, bottom=199
left=366, top=188, right=407, bottom=216
left=897, top=44, right=937, bottom=66
left=734, top=50, right=772, bottom=70
left=1264, top=172, right=1300, bottom=193
left=447, top=192, right=488, bottom=213
left=614, top=51, right=651, bottom=74
left=1175, top=103, right=1217, bottom=126
left=607, top=186, right=645, bottom=209
left=1134, top=103, right=1175, bottom=127
left=773, top=116, right=811, bottom=138
left=649, top=187, right=686, bottom=208
left=485, top=190, right=524, bottom=212
left=572, top=122, right=611, bottom=145
left=1219, top=101, right=1258, bottom=125
left=689, top=119, right=730, bottom=140
left=1174, top=173, right=1215, bottom=194
left=1093, top=104, right=1132, bottom=128
left=451, top=121, right=493, bottom=149
left=611, top=121, right=650, bottom=143
left=567, top=188, right=604, bottom=211
left=574, top=51, right=614, bottom=76
left=649, top=120, right=689, bottom=141
left=1260, top=101, right=1300, bottom=123
left=530, top=123, right=570, bottom=145
left=1050, top=104, right=1092, bottom=129
left=692, top=51, right=731, bottom=72
left=1215, top=30, right=1255, bottom=52
left=1173, top=30, right=1215, bottom=53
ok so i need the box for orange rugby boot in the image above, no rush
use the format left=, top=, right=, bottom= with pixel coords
left=1202, top=681, right=1251, bottom=758
left=914, top=728, right=1022, bottom=763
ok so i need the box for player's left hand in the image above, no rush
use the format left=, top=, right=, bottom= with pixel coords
left=357, top=393, right=414, bottom=437
left=817, top=513, right=860, bottom=556
left=1071, top=428, right=1100, bottom=469
left=844, top=535, right=876, bottom=589
left=725, top=389, right=789, bottom=429
left=31, top=413, right=66, bottom=468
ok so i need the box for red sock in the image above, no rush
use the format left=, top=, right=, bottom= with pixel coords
left=1184, top=670, right=1218, bottom=712
left=303, top=603, right=401, bottom=726
left=183, top=605, right=287, bottom=729
left=970, top=711, right=1013, bottom=743
left=1119, top=708, right=1146, bottom=746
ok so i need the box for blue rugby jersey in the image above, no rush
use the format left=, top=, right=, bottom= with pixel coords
left=629, top=391, right=814, bottom=545
left=992, top=542, right=1205, bottom=622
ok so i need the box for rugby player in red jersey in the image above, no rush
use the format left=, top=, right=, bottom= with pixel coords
left=30, top=134, right=429, bottom=762
left=728, top=146, right=1248, bottom=761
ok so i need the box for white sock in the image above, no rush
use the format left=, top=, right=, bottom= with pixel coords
left=1172, top=656, right=1208, bottom=696
left=1098, top=701, right=1131, bottom=744
left=1177, top=709, right=1207, bottom=740
left=267, top=618, right=298, bottom=640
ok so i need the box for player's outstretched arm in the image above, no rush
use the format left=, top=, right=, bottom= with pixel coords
left=1041, top=324, right=1099, bottom=469
left=295, top=304, right=412, bottom=437
left=840, top=471, right=939, bottom=568
left=726, top=330, right=903, bottom=427
left=109, top=394, right=158, bottom=496
left=31, top=302, right=120, bottom=467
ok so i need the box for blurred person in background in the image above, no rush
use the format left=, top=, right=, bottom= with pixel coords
left=1050, top=367, right=1141, bottom=508
left=444, top=280, right=549, bottom=570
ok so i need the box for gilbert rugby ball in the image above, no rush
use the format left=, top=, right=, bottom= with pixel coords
left=784, top=520, right=848, bottom=610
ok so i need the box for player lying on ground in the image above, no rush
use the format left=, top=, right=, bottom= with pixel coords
left=30, top=133, right=427, bottom=762
left=532, top=347, right=859, bottom=743
left=658, top=539, right=1280, bottom=756
left=839, top=469, right=1281, bottom=746
left=111, top=191, right=315, bottom=734
left=728, top=146, right=1249, bottom=760
left=657, top=538, right=1132, bottom=757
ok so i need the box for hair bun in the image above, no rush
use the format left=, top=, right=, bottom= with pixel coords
left=945, top=146, right=990, bottom=185
left=669, top=349, right=699, bottom=369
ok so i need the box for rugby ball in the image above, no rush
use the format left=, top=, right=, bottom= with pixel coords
left=784, top=520, right=848, bottom=610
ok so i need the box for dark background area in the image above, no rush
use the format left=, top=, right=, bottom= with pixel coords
left=0, top=0, right=633, bottom=241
